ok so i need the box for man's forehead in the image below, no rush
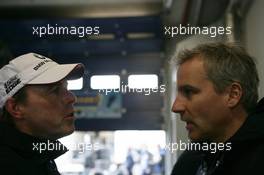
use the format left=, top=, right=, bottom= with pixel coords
left=178, top=58, right=206, bottom=79
left=27, top=80, right=66, bottom=91
left=178, top=56, right=204, bottom=71
left=176, top=58, right=210, bottom=90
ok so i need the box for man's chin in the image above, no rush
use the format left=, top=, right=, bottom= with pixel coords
left=188, top=132, right=202, bottom=142
left=65, top=127, right=75, bottom=136
left=56, top=127, right=75, bottom=139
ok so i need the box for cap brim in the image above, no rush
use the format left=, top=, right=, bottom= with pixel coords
left=28, top=63, right=84, bottom=84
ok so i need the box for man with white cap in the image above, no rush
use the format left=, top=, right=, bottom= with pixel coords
left=0, top=53, right=84, bottom=175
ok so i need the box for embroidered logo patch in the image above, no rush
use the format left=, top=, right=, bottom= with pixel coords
left=4, top=75, right=21, bottom=94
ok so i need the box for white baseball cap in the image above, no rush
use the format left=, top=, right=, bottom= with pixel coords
left=0, top=53, right=84, bottom=109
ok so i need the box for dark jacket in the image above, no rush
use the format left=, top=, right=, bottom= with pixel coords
left=171, top=98, right=264, bottom=175
left=0, top=123, right=67, bottom=175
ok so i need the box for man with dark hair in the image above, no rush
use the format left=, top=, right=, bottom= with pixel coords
left=0, top=53, right=84, bottom=175
left=171, top=43, right=264, bottom=175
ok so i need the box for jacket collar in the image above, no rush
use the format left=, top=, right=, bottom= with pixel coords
left=0, top=122, right=67, bottom=164
left=229, top=97, right=264, bottom=143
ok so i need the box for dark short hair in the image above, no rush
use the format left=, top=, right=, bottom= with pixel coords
left=176, top=42, right=259, bottom=113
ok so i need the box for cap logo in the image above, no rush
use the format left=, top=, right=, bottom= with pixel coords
left=33, top=59, right=53, bottom=71
left=4, top=75, right=21, bottom=94
left=33, top=53, right=46, bottom=59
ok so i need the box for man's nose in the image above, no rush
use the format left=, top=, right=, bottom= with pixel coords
left=171, top=97, right=185, bottom=115
left=64, top=90, right=77, bottom=104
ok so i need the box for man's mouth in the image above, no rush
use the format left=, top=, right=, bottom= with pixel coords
left=185, top=122, right=195, bottom=131
left=64, top=112, right=74, bottom=119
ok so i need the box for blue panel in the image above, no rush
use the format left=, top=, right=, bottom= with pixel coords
left=7, top=39, right=162, bottom=56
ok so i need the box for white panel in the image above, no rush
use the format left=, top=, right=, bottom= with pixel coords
left=67, top=78, right=83, bottom=90
left=128, top=74, right=158, bottom=89
left=90, top=75, right=120, bottom=89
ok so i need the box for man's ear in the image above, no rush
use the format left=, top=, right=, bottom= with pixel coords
left=226, top=82, right=243, bottom=108
left=4, top=98, right=24, bottom=119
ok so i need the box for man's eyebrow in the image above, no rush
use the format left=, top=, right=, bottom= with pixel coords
left=178, top=85, right=200, bottom=92
left=44, top=81, right=62, bottom=92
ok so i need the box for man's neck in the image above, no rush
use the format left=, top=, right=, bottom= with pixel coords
left=213, top=108, right=248, bottom=143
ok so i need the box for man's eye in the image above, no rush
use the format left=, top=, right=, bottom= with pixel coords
left=183, top=89, right=193, bottom=97
left=49, top=85, right=61, bottom=94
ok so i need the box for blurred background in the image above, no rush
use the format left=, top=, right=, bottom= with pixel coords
left=0, top=0, right=264, bottom=174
